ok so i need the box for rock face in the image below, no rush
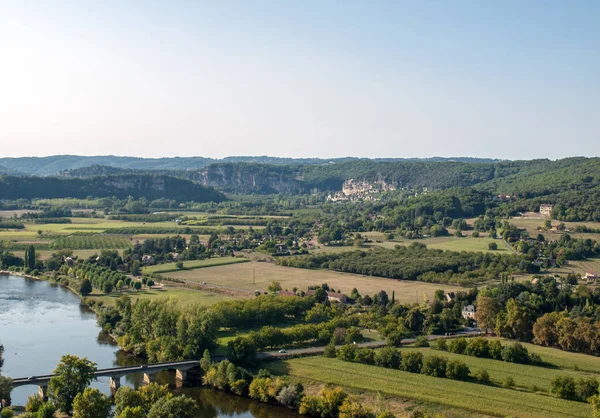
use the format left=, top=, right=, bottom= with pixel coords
left=190, top=163, right=306, bottom=194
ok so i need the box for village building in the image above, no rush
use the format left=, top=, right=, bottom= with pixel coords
left=141, top=255, right=155, bottom=265
left=540, top=204, right=553, bottom=217
left=462, top=305, right=476, bottom=320
left=584, top=270, right=597, bottom=284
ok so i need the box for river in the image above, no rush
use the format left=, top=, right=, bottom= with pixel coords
left=0, top=274, right=299, bottom=417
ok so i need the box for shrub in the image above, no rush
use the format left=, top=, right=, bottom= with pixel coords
left=414, top=336, right=429, bottom=347
left=474, top=369, right=490, bottom=384
left=337, top=344, right=358, bottom=362
left=551, top=376, right=578, bottom=400
left=324, top=342, right=337, bottom=358
left=401, top=351, right=423, bottom=373
left=432, top=338, right=447, bottom=351
left=465, top=337, right=489, bottom=358
left=576, top=377, right=599, bottom=401
left=446, top=359, right=470, bottom=380
left=354, top=348, right=375, bottom=365
left=502, top=376, right=516, bottom=388
left=488, top=340, right=503, bottom=360
left=374, top=347, right=401, bottom=369
left=446, top=338, right=467, bottom=354
left=421, top=355, right=447, bottom=378
left=501, top=343, right=530, bottom=364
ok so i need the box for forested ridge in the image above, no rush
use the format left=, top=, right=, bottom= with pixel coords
left=0, top=174, right=226, bottom=202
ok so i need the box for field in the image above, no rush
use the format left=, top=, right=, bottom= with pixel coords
left=87, top=284, right=233, bottom=307
left=269, top=356, right=592, bottom=418
left=164, top=261, right=468, bottom=302
left=142, top=257, right=250, bottom=274
left=396, top=346, right=592, bottom=392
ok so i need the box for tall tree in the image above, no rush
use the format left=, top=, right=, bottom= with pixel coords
left=48, top=355, right=98, bottom=413
left=475, top=296, right=501, bottom=334
left=72, top=388, right=112, bottom=418
left=24, top=245, right=36, bottom=270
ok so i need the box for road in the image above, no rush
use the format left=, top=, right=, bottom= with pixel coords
left=258, top=329, right=482, bottom=359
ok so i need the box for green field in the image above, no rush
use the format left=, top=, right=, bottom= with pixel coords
left=426, top=237, right=511, bottom=253
left=396, top=346, right=591, bottom=392
left=270, top=356, right=592, bottom=418
left=142, top=257, right=250, bottom=274
left=88, top=284, right=233, bottom=307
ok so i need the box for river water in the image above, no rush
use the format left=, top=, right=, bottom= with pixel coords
left=0, top=274, right=299, bottom=417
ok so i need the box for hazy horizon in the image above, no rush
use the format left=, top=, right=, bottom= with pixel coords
left=1, top=1, right=599, bottom=159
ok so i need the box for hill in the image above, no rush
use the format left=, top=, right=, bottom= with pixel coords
left=0, top=174, right=226, bottom=202
left=0, top=155, right=501, bottom=176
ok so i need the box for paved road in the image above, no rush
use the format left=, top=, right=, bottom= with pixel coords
left=258, top=329, right=482, bottom=360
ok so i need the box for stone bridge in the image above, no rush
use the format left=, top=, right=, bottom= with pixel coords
left=11, top=360, right=200, bottom=400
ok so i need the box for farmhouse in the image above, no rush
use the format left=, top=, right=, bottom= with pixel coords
left=305, top=289, right=350, bottom=304
left=462, top=305, right=476, bottom=320
left=584, top=271, right=597, bottom=284
left=540, top=204, right=553, bottom=217
left=141, top=255, right=155, bottom=265
left=445, top=292, right=456, bottom=303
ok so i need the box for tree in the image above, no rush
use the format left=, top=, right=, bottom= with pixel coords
left=551, top=375, right=577, bottom=400
left=590, top=395, right=600, bottom=418
left=146, top=279, right=155, bottom=288
left=116, top=280, right=124, bottom=292
left=176, top=261, right=184, bottom=269
left=0, top=375, right=13, bottom=404
left=48, top=355, right=98, bottom=413
left=72, top=388, right=112, bottom=418
left=102, top=281, right=113, bottom=294
left=133, top=281, right=142, bottom=292
left=267, top=281, right=282, bottom=293
left=339, top=396, right=376, bottom=418
left=488, top=242, right=498, bottom=251
left=475, top=296, right=500, bottom=334
left=146, top=395, right=198, bottom=418
left=116, top=406, right=145, bottom=418
left=24, top=245, right=36, bottom=270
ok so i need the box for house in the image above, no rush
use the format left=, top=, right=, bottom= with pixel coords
left=540, top=204, right=553, bottom=217
left=169, top=252, right=181, bottom=261
left=141, top=255, right=155, bottom=265
left=276, top=244, right=288, bottom=253
left=584, top=271, right=597, bottom=284
left=462, top=305, right=476, bottom=320
left=531, top=278, right=540, bottom=285
left=445, top=292, right=456, bottom=303
left=326, top=292, right=349, bottom=304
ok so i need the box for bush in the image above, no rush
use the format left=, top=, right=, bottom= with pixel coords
left=576, top=377, right=599, bottom=401
left=501, top=343, right=530, bottom=364
left=446, top=338, right=467, bottom=354
left=421, top=355, right=447, bottom=378
left=324, top=342, right=337, bottom=358
left=374, top=347, right=401, bottom=369
left=432, top=339, right=447, bottom=351
left=337, top=344, right=358, bottom=362
left=502, top=376, right=516, bottom=388
left=401, top=351, right=423, bottom=373
left=414, top=336, right=429, bottom=347
left=354, top=348, right=375, bottom=365
left=446, top=359, right=470, bottom=380
left=474, top=369, right=490, bottom=384
left=465, top=337, right=489, bottom=358
left=488, top=340, right=503, bottom=360
left=551, top=375, right=578, bottom=400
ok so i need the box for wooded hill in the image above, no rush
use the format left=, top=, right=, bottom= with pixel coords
left=0, top=174, right=226, bottom=202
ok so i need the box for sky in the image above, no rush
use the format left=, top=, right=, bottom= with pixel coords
left=0, top=1, right=598, bottom=160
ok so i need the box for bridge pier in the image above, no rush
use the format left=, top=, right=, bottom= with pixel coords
left=175, top=369, right=188, bottom=388
left=38, top=383, right=48, bottom=401
left=109, top=376, right=121, bottom=396
left=143, top=372, right=157, bottom=385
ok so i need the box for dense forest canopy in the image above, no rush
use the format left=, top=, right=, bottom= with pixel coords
left=0, top=174, right=226, bottom=202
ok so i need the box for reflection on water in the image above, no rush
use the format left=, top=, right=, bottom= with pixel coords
left=0, top=275, right=299, bottom=417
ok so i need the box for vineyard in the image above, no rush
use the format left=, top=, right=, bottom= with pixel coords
left=51, top=234, right=132, bottom=250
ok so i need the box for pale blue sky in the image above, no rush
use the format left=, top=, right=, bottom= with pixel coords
left=0, top=1, right=598, bottom=159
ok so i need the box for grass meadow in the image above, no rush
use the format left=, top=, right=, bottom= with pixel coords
left=165, top=261, right=469, bottom=303
left=270, top=356, right=592, bottom=418
left=142, top=257, right=250, bottom=274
